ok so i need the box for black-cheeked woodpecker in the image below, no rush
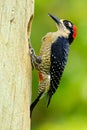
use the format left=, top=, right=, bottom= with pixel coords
left=29, top=14, right=77, bottom=117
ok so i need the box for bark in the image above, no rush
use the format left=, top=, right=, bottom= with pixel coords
left=0, top=0, right=34, bottom=130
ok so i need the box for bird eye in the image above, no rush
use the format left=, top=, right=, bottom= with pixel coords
left=63, top=20, right=72, bottom=28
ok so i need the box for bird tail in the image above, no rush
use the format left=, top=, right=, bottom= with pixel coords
left=30, top=92, right=43, bottom=118
left=47, top=90, right=53, bottom=107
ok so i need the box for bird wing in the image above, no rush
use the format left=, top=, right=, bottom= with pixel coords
left=47, top=37, right=69, bottom=107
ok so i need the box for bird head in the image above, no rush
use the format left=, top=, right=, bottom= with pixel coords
left=48, top=13, right=77, bottom=44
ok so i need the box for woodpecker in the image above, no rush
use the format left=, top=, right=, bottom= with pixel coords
left=30, top=13, right=77, bottom=117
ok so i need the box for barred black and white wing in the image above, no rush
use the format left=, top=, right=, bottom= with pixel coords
left=47, top=37, right=70, bottom=106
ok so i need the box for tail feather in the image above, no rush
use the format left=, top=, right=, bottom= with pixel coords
left=30, top=92, right=43, bottom=118
left=47, top=90, right=53, bottom=107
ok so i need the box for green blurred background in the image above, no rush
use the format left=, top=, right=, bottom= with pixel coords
left=30, top=0, right=87, bottom=129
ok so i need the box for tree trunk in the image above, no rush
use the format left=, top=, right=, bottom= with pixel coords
left=0, top=0, right=34, bottom=130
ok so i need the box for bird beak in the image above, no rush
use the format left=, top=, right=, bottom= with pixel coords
left=48, top=13, right=61, bottom=25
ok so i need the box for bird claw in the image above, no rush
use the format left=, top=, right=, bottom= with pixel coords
left=28, top=38, right=42, bottom=70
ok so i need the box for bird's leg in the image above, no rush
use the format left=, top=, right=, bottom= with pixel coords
left=28, top=39, right=42, bottom=70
